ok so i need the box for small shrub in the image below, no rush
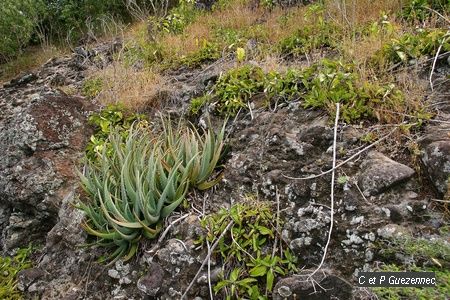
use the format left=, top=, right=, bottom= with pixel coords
left=401, top=0, right=450, bottom=22
left=78, top=118, right=225, bottom=263
left=192, top=60, right=406, bottom=123
left=302, top=60, right=405, bottom=123
left=264, top=68, right=305, bottom=102
left=189, top=94, right=211, bottom=115
left=178, top=40, right=221, bottom=68
left=199, top=202, right=298, bottom=299
left=278, top=22, right=338, bottom=57
left=149, top=0, right=198, bottom=34
left=0, top=245, right=33, bottom=300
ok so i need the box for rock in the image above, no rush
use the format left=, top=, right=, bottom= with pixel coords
left=137, top=263, right=166, bottom=296
left=358, top=151, right=415, bottom=197
left=3, top=73, right=38, bottom=88
left=377, top=224, right=410, bottom=240
left=273, top=269, right=353, bottom=300
left=0, top=90, right=94, bottom=250
left=421, top=141, right=450, bottom=196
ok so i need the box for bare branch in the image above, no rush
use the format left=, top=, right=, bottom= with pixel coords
left=307, top=103, right=339, bottom=279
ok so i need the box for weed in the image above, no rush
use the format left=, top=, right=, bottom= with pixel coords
left=177, top=40, right=221, bottom=68
left=377, top=29, right=450, bottom=65
left=87, top=63, right=164, bottom=110
left=0, top=45, right=65, bottom=83
left=213, top=65, right=265, bottom=115
left=189, top=94, right=210, bottom=115
left=0, top=245, right=33, bottom=300
left=82, top=77, right=103, bottom=99
left=85, top=105, right=146, bottom=161
left=379, top=236, right=450, bottom=264
left=200, top=202, right=298, bottom=299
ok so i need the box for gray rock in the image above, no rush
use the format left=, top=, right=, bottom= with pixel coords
left=137, top=263, right=165, bottom=296
left=358, top=151, right=415, bottom=197
left=273, top=269, right=353, bottom=300
left=0, top=90, right=94, bottom=250
left=421, top=141, right=450, bottom=196
left=377, top=224, right=410, bottom=240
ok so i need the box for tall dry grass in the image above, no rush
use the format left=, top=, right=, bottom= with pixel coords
left=87, top=63, right=165, bottom=111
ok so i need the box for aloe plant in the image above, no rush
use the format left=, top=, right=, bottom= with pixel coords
left=77, top=118, right=225, bottom=263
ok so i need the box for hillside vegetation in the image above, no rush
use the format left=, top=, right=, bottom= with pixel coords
left=0, top=0, right=449, bottom=299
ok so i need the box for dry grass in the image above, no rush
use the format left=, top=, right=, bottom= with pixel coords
left=0, top=45, right=67, bottom=84
left=324, top=0, right=404, bottom=29
left=159, top=0, right=259, bottom=57
left=126, top=0, right=310, bottom=61
left=88, top=63, right=165, bottom=111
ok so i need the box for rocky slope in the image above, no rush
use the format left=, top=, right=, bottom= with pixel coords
left=0, top=37, right=449, bottom=300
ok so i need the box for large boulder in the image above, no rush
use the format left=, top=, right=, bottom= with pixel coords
left=358, top=151, right=415, bottom=197
left=0, top=81, right=93, bottom=250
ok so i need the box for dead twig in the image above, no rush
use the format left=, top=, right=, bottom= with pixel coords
left=283, top=125, right=401, bottom=181
left=430, top=43, right=444, bottom=91
left=271, top=187, right=281, bottom=260
left=206, top=239, right=214, bottom=300
left=145, top=213, right=191, bottom=254
left=307, top=103, right=339, bottom=279
left=431, top=198, right=450, bottom=203
left=181, top=221, right=234, bottom=299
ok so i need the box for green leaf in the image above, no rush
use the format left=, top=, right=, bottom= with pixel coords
left=236, top=47, right=246, bottom=62
left=256, top=225, right=273, bottom=236
left=266, top=269, right=275, bottom=291
left=249, top=265, right=267, bottom=277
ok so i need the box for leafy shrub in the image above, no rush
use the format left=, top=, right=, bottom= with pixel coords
left=302, top=60, right=405, bottom=123
left=0, top=0, right=45, bottom=61
left=82, top=77, right=104, bottom=99
left=85, top=105, right=146, bottom=161
left=189, top=94, right=211, bottom=115
left=264, top=68, right=305, bottom=102
left=192, top=60, right=405, bottom=123
left=78, top=118, right=225, bottom=263
left=379, top=29, right=450, bottom=65
left=0, top=245, right=33, bottom=299
left=199, top=202, right=298, bottom=299
left=149, top=0, right=198, bottom=34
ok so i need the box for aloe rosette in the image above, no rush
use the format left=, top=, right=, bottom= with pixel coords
left=77, top=118, right=225, bottom=263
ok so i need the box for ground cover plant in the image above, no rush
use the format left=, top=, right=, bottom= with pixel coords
left=199, top=202, right=298, bottom=300
left=190, top=59, right=408, bottom=123
left=0, top=245, right=33, bottom=300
